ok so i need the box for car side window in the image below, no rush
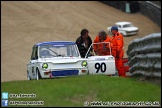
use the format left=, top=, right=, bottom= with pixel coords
left=119, top=25, right=121, bottom=28
left=30, top=46, right=38, bottom=60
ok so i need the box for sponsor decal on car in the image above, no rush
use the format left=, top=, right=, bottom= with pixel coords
left=95, top=58, right=105, bottom=61
left=52, top=44, right=65, bottom=47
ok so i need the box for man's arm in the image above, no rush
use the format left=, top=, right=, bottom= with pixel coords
left=116, top=34, right=123, bottom=51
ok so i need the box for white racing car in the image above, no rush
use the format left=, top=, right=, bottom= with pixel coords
left=85, top=42, right=116, bottom=76
left=107, top=22, right=139, bottom=36
left=27, top=41, right=88, bottom=80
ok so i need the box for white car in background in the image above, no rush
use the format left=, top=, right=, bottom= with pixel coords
left=107, top=22, right=139, bottom=36
left=27, top=41, right=88, bottom=80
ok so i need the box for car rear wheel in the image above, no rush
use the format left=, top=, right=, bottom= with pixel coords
left=27, top=71, right=31, bottom=80
left=36, top=69, right=42, bottom=80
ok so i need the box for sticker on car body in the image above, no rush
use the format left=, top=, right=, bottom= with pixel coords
left=52, top=44, right=65, bottom=47
left=95, top=58, right=105, bottom=60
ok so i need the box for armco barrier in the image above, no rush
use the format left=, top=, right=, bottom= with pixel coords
left=99, top=1, right=140, bottom=13
left=126, top=33, right=161, bottom=78
left=99, top=1, right=161, bottom=28
left=139, top=1, right=161, bottom=28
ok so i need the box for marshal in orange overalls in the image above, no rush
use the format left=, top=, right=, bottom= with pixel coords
left=93, top=35, right=112, bottom=56
left=111, top=31, right=125, bottom=77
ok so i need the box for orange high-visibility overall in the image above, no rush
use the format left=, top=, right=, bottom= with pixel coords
left=93, top=35, right=112, bottom=56
left=111, top=32, right=125, bottom=77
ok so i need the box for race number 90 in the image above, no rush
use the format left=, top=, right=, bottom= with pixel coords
left=95, top=62, right=106, bottom=73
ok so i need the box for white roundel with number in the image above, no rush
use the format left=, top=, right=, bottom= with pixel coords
left=87, top=56, right=116, bottom=75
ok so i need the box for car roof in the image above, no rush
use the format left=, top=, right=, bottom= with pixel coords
left=35, top=41, right=76, bottom=46
left=115, top=22, right=131, bottom=25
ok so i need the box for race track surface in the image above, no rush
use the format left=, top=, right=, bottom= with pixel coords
left=1, top=1, right=161, bottom=82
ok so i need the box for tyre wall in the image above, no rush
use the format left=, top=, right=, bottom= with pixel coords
left=126, top=33, right=161, bottom=78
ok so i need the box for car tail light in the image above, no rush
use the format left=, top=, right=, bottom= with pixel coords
left=44, top=71, right=51, bottom=75
left=81, top=70, right=87, bottom=73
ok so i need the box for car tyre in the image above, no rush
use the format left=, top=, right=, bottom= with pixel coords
left=36, top=69, right=42, bottom=80
left=27, top=71, right=31, bottom=80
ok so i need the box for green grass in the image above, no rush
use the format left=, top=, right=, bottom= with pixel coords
left=1, top=75, right=161, bottom=107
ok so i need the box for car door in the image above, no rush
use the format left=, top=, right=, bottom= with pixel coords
left=87, top=56, right=116, bottom=75
left=117, top=24, right=126, bottom=36
left=28, top=46, right=38, bottom=79
left=116, top=24, right=122, bottom=32
left=85, top=42, right=116, bottom=75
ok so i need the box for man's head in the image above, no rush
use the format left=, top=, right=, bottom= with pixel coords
left=111, top=26, right=118, bottom=35
left=81, top=29, right=89, bottom=39
left=98, top=30, right=107, bottom=41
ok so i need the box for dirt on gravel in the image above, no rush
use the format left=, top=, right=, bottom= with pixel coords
left=1, top=1, right=161, bottom=82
